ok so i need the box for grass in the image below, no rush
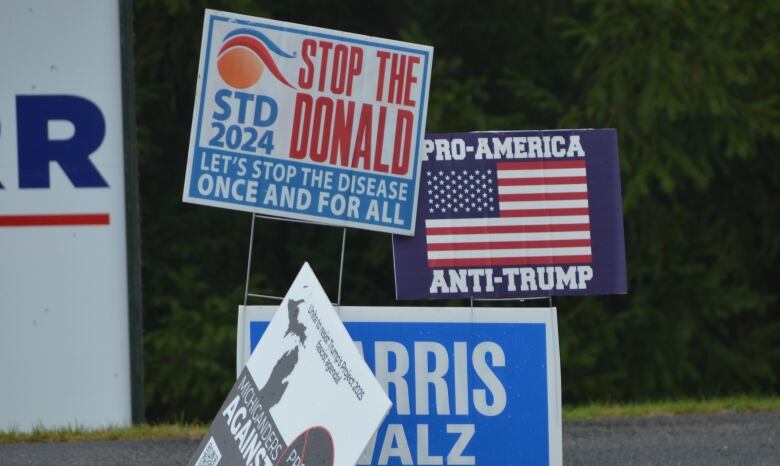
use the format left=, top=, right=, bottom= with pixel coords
left=1, top=396, right=778, bottom=443
left=563, top=395, right=780, bottom=421
left=0, top=423, right=207, bottom=444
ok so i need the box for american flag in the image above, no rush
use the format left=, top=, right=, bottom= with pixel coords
left=423, top=160, right=592, bottom=268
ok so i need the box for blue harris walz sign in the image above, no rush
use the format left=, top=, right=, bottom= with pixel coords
left=238, top=306, right=563, bottom=466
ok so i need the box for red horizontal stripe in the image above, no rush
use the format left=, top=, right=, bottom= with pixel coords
left=497, top=176, right=587, bottom=186
left=0, top=213, right=110, bottom=227
left=428, top=255, right=593, bottom=268
left=497, top=160, right=586, bottom=170
left=498, top=192, right=589, bottom=202
left=427, top=239, right=592, bottom=251
left=426, top=223, right=590, bottom=235
left=500, top=207, right=590, bottom=217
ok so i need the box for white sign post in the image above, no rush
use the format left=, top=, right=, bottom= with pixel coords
left=183, top=10, right=433, bottom=235
left=190, top=263, right=391, bottom=466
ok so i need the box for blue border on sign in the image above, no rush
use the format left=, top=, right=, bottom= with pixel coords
left=191, top=14, right=431, bottom=232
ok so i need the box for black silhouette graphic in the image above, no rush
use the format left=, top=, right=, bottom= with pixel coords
left=256, top=297, right=309, bottom=412
left=257, top=346, right=300, bottom=411
left=284, top=298, right=308, bottom=346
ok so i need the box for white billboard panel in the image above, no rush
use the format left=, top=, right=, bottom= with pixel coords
left=0, top=0, right=131, bottom=430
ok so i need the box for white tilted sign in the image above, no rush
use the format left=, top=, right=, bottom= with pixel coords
left=188, top=263, right=392, bottom=466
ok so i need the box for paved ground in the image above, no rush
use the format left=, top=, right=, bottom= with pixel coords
left=1, top=411, right=778, bottom=465
left=564, top=411, right=779, bottom=465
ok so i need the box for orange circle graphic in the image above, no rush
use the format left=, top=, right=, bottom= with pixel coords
left=217, top=47, right=264, bottom=89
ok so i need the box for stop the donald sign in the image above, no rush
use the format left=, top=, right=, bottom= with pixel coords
left=183, top=10, right=433, bottom=235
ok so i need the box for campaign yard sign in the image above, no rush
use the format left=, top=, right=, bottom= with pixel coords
left=392, top=130, right=627, bottom=299
left=238, top=306, right=563, bottom=466
left=189, top=263, right=391, bottom=466
left=183, top=10, right=433, bottom=235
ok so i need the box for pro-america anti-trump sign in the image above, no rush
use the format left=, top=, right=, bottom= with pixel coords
left=183, top=10, right=432, bottom=235
left=392, top=129, right=627, bottom=299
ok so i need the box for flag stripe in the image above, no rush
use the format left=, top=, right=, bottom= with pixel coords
left=498, top=184, right=587, bottom=194
left=426, top=215, right=591, bottom=227
left=500, top=207, right=589, bottom=217
left=428, top=239, right=592, bottom=251
left=498, top=176, right=587, bottom=186
left=428, top=255, right=593, bottom=268
left=496, top=168, right=586, bottom=178
left=428, top=246, right=592, bottom=260
left=499, top=199, right=589, bottom=210
left=497, top=160, right=586, bottom=170
left=427, top=231, right=591, bottom=244
left=426, top=223, right=591, bottom=235
left=499, top=192, right=589, bottom=201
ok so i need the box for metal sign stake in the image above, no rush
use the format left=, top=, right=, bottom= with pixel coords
left=242, top=214, right=350, bottom=310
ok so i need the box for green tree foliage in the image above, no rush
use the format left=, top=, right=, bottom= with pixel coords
left=556, top=0, right=780, bottom=401
left=134, top=0, right=780, bottom=420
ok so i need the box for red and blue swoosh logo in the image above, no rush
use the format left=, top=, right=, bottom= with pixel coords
left=217, top=28, right=296, bottom=89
